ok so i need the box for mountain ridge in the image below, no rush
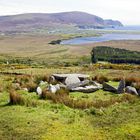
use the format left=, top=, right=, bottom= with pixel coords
left=0, top=11, right=123, bottom=32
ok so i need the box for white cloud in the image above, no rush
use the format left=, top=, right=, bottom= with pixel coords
left=0, top=0, right=140, bottom=25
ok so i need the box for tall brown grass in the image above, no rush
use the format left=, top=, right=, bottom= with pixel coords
left=125, top=77, right=140, bottom=90
left=92, top=75, right=109, bottom=84
left=95, top=63, right=140, bottom=70
left=41, top=90, right=138, bottom=109
left=34, top=75, right=49, bottom=84
left=9, top=90, right=37, bottom=107
left=13, top=75, right=37, bottom=92
left=0, top=85, right=3, bottom=92
left=9, top=90, right=25, bottom=105
left=106, top=75, right=140, bottom=90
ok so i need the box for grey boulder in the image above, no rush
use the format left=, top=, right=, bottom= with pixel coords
left=67, top=80, right=89, bottom=90
left=48, top=84, right=60, bottom=94
left=65, top=75, right=81, bottom=87
left=138, top=89, right=140, bottom=96
left=125, top=86, right=139, bottom=95
left=71, top=85, right=99, bottom=93
left=91, top=81, right=103, bottom=89
left=103, top=82, right=117, bottom=93
left=52, top=74, right=89, bottom=85
left=117, top=80, right=125, bottom=94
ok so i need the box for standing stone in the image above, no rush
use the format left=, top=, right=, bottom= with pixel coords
left=117, top=80, right=125, bottom=94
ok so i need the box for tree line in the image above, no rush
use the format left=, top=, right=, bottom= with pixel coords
left=91, top=46, right=140, bottom=64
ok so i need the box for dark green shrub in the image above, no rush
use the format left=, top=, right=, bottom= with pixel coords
left=49, top=40, right=61, bottom=45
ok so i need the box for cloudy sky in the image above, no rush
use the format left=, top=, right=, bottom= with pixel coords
left=0, top=0, right=139, bottom=25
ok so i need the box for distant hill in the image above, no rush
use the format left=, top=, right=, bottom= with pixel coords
left=104, top=19, right=123, bottom=27
left=0, top=11, right=123, bottom=33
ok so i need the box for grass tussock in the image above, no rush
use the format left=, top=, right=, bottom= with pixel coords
left=13, top=75, right=37, bottom=92
left=9, top=90, right=25, bottom=105
left=125, top=77, right=140, bottom=83
left=9, top=90, right=37, bottom=107
left=25, top=82, right=37, bottom=92
left=0, top=84, right=3, bottom=92
left=40, top=88, right=69, bottom=100
left=34, top=75, right=49, bottom=84
left=125, top=77, right=140, bottom=90
left=14, top=75, right=32, bottom=84
left=13, top=74, right=49, bottom=92
left=92, top=75, right=109, bottom=84
left=112, top=77, right=123, bottom=82
left=55, top=88, right=69, bottom=96
left=106, top=74, right=140, bottom=91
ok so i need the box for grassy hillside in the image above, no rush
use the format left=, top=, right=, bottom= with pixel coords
left=0, top=64, right=140, bottom=140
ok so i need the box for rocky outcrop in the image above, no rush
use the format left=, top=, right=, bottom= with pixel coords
left=104, top=19, right=123, bottom=27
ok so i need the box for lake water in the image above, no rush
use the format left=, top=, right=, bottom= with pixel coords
left=105, top=25, right=140, bottom=31
left=61, top=26, right=140, bottom=45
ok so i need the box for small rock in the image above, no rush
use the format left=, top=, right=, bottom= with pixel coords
left=48, top=84, right=57, bottom=94
left=36, top=87, right=42, bottom=96
left=22, top=88, right=28, bottom=92
left=125, top=86, right=138, bottom=95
